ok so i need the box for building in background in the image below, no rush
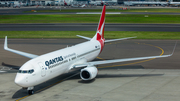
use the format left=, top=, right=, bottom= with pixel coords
left=0, top=0, right=180, bottom=6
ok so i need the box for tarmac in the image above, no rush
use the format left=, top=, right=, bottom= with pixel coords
left=0, top=39, right=180, bottom=101
left=1, top=24, right=180, bottom=32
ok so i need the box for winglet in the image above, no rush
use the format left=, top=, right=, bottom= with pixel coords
left=4, top=36, right=8, bottom=50
left=170, top=41, right=177, bottom=56
left=3, top=36, right=38, bottom=59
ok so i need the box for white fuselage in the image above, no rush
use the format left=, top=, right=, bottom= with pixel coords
left=15, top=40, right=101, bottom=87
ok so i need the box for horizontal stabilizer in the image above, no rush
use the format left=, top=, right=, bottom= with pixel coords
left=76, top=35, right=91, bottom=41
left=105, top=36, right=137, bottom=43
left=4, top=36, right=38, bottom=59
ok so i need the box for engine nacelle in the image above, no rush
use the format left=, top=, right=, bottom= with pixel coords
left=80, top=66, right=98, bottom=80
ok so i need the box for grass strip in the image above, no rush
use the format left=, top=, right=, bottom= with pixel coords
left=1, top=14, right=180, bottom=24
left=25, top=8, right=180, bottom=13
left=0, top=31, right=180, bottom=39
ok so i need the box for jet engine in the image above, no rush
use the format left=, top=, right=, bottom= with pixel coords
left=80, top=66, right=98, bottom=80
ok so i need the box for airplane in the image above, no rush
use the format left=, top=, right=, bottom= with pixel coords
left=64, top=0, right=68, bottom=6
left=59, top=0, right=71, bottom=6
left=80, top=4, right=87, bottom=8
left=94, top=0, right=117, bottom=6
left=4, top=5, right=175, bottom=95
left=89, top=1, right=98, bottom=6
left=168, top=0, right=180, bottom=6
left=89, top=0, right=104, bottom=6
left=71, top=4, right=87, bottom=8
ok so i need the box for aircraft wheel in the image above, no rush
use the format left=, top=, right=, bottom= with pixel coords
left=28, top=90, right=34, bottom=95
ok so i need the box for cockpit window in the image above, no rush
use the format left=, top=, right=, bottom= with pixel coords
left=18, top=69, right=34, bottom=74
left=22, top=71, right=28, bottom=73
left=18, top=70, right=22, bottom=73
left=28, top=69, right=34, bottom=74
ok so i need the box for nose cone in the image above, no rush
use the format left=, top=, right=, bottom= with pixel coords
left=14, top=74, right=26, bottom=87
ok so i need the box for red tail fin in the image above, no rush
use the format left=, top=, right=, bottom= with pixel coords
left=91, top=5, right=106, bottom=53
left=92, top=5, right=106, bottom=41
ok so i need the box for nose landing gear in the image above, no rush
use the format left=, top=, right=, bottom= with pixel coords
left=27, top=87, right=34, bottom=95
left=28, top=90, right=34, bottom=95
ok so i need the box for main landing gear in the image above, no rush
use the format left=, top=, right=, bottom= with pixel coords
left=27, top=87, right=34, bottom=95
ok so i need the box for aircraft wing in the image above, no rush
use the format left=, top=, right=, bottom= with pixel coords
left=73, top=54, right=172, bottom=69
left=0, top=62, right=19, bottom=73
left=73, top=41, right=176, bottom=69
left=4, top=36, right=38, bottom=59
left=89, top=54, right=172, bottom=66
left=0, top=70, right=18, bottom=73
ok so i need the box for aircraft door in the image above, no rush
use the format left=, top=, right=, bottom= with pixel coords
left=38, top=62, right=46, bottom=77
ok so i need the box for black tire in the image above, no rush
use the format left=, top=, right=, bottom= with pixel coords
left=28, top=90, right=34, bottom=95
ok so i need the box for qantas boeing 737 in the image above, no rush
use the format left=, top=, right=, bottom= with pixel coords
left=4, top=5, right=174, bottom=95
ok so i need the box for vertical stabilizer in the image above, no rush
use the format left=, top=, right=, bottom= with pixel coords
left=91, top=5, right=106, bottom=52
left=91, top=5, right=106, bottom=41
